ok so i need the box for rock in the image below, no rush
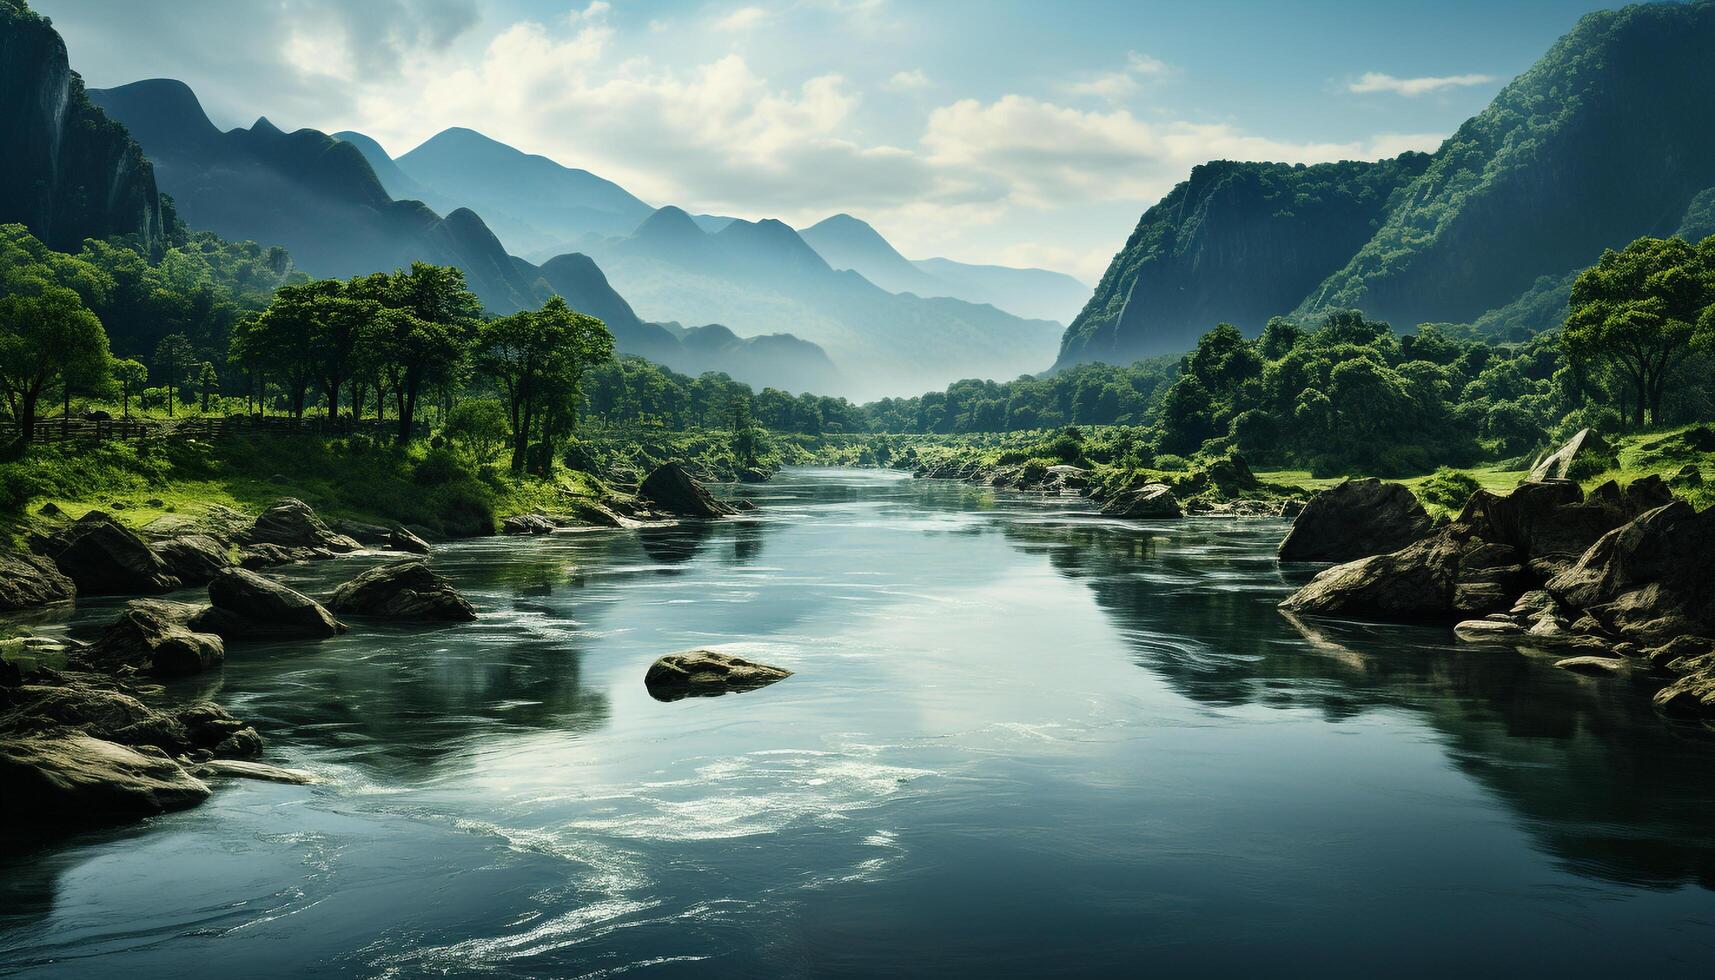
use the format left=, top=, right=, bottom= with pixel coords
left=639, top=463, right=736, bottom=518
left=1450, top=541, right=1524, bottom=615
left=37, top=501, right=61, bottom=517
left=208, top=568, right=346, bottom=638
left=1528, top=428, right=1609, bottom=482
left=644, top=649, right=792, bottom=701
left=0, top=551, right=75, bottom=610
left=84, top=603, right=225, bottom=677
left=328, top=560, right=476, bottom=621
left=0, top=734, right=210, bottom=829
left=1457, top=480, right=1617, bottom=567
left=1645, top=636, right=1715, bottom=672
left=1453, top=618, right=1525, bottom=642
left=1280, top=525, right=1518, bottom=621
left=737, top=467, right=771, bottom=483
left=237, top=542, right=321, bottom=569
left=191, top=759, right=318, bottom=784
left=502, top=513, right=559, bottom=535
left=1546, top=501, right=1715, bottom=645
left=1554, top=655, right=1627, bottom=676
left=1043, top=465, right=1092, bottom=494
left=1100, top=483, right=1181, bottom=519
left=1277, top=479, right=1432, bottom=563
left=31, top=511, right=181, bottom=595
left=334, top=519, right=432, bottom=554
left=1672, top=464, right=1704, bottom=488
left=246, top=498, right=362, bottom=553
left=148, top=534, right=232, bottom=586
left=1653, top=669, right=1715, bottom=718
left=734, top=499, right=758, bottom=512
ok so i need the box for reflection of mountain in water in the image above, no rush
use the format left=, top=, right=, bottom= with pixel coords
left=995, top=515, right=1715, bottom=891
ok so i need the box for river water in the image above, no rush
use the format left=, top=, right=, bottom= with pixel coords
left=3, top=468, right=1715, bottom=977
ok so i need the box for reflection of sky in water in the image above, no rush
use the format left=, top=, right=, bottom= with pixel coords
left=4, top=468, right=1715, bottom=978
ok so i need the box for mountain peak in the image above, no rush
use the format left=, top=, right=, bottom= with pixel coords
left=86, top=78, right=220, bottom=150
left=634, top=205, right=706, bottom=241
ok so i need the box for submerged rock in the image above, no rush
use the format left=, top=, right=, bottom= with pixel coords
left=644, top=650, right=792, bottom=701
left=208, top=568, right=346, bottom=638
left=640, top=463, right=736, bottom=518
left=84, top=602, right=225, bottom=676
left=328, top=560, right=476, bottom=621
left=1100, top=483, right=1181, bottom=519
left=334, top=519, right=432, bottom=554
left=190, top=759, right=318, bottom=784
left=1278, top=478, right=1432, bottom=563
left=502, top=513, right=560, bottom=535
left=31, top=511, right=180, bottom=595
left=0, top=551, right=75, bottom=610
left=0, top=734, right=211, bottom=829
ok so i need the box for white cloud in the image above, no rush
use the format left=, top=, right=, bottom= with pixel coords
left=712, top=6, right=768, bottom=32
left=886, top=69, right=929, bottom=91
left=1348, top=71, right=1497, bottom=97
left=1065, top=51, right=1172, bottom=100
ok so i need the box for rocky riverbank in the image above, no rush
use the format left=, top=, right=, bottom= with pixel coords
left=1, top=461, right=748, bottom=837
left=912, top=450, right=1307, bottom=518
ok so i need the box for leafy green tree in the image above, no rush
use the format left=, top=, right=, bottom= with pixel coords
left=1564, top=236, right=1715, bottom=426
left=444, top=398, right=509, bottom=461
left=151, top=332, right=196, bottom=417
left=0, top=286, right=110, bottom=443
left=350, top=264, right=482, bottom=442
left=112, top=358, right=147, bottom=417
left=197, top=361, right=219, bottom=413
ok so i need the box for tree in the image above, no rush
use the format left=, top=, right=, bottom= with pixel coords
left=444, top=398, right=509, bottom=461
left=197, top=361, right=219, bottom=413
left=113, top=358, right=147, bottom=417
left=232, top=283, right=325, bottom=418
left=473, top=295, right=612, bottom=471
left=152, top=332, right=195, bottom=417
left=351, top=264, right=482, bottom=443
left=1565, top=236, right=1715, bottom=426
left=0, top=286, right=110, bottom=443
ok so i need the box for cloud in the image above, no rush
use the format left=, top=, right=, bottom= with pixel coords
left=1065, top=51, right=1172, bottom=100
left=886, top=69, right=929, bottom=91
left=1348, top=71, right=1497, bottom=97
left=712, top=6, right=768, bottom=32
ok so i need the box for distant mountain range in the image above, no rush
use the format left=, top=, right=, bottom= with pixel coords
left=578, top=205, right=1063, bottom=399
left=1059, top=0, right=1715, bottom=368
left=799, top=214, right=1090, bottom=324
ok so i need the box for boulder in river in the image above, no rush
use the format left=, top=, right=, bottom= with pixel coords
left=31, top=511, right=180, bottom=595
left=334, top=519, right=432, bottom=554
left=246, top=498, right=362, bottom=553
left=148, top=534, right=232, bottom=586
left=1278, top=478, right=1432, bottom=563
left=502, top=513, right=560, bottom=535
left=640, top=463, right=736, bottom=518
left=0, top=734, right=211, bottom=830
left=1100, top=483, right=1181, bottom=519
left=1546, top=500, right=1715, bottom=645
left=1279, top=524, right=1521, bottom=621
left=85, top=602, right=226, bottom=677
left=328, top=560, right=476, bottom=621
left=0, top=551, right=75, bottom=610
left=644, top=649, right=792, bottom=701
left=208, top=568, right=346, bottom=638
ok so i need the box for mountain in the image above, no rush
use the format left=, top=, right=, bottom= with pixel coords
left=336, top=127, right=654, bottom=259
left=800, top=213, right=1091, bottom=323
left=1056, top=155, right=1432, bottom=367
left=586, top=207, right=1063, bottom=399
left=1063, top=0, right=1715, bottom=368
left=0, top=2, right=163, bottom=252
left=89, top=79, right=540, bottom=313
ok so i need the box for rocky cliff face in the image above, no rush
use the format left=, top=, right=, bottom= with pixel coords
left=0, top=3, right=163, bottom=251
left=1056, top=156, right=1429, bottom=367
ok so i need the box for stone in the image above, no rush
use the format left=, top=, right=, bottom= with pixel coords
left=1547, top=501, right=1715, bottom=645
left=1100, top=483, right=1181, bottom=519
left=31, top=511, right=181, bottom=595
left=1453, top=618, right=1525, bottom=642
left=1457, top=480, right=1621, bottom=566
left=502, top=513, right=559, bottom=535
left=1653, top=670, right=1715, bottom=718
left=191, top=759, right=318, bottom=784
left=208, top=568, right=346, bottom=638
left=1277, top=479, right=1432, bottom=563
left=246, top=498, right=362, bottom=552
left=639, top=463, right=737, bottom=518
left=1672, top=464, right=1704, bottom=488
left=1528, top=428, right=1609, bottom=482
left=1553, top=655, right=1627, bottom=676
left=0, top=734, right=210, bottom=829
left=334, top=519, right=432, bottom=554
left=644, top=649, right=792, bottom=701
left=237, top=542, right=320, bottom=569
left=148, top=534, right=232, bottom=586
left=0, top=551, right=75, bottom=610
left=1280, top=525, right=1488, bottom=621
left=734, top=499, right=758, bottom=512
left=328, top=560, right=476, bottom=621
left=84, top=603, right=225, bottom=677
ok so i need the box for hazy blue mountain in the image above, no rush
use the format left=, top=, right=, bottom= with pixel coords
left=331, top=129, right=428, bottom=202
left=0, top=3, right=163, bottom=251
left=376, top=127, right=653, bottom=258
left=800, top=213, right=1091, bottom=323
left=90, top=79, right=540, bottom=313
left=587, top=207, right=1062, bottom=398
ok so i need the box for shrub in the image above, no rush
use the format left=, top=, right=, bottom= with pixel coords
left=1417, top=468, right=1482, bottom=511
left=1153, top=453, right=1190, bottom=471
left=413, top=448, right=465, bottom=486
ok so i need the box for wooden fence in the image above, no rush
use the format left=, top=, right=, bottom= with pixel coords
left=0, top=414, right=428, bottom=444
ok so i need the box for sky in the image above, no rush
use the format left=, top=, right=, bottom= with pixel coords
left=38, top=0, right=1621, bottom=282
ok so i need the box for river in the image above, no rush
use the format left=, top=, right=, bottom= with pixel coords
left=4, top=468, right=1714, bottom=977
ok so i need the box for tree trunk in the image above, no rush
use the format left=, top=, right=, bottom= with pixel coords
left=62, top=386, right=70, bottom=439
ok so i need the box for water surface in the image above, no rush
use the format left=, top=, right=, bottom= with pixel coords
left=4, top=468, right=1715, bottom=977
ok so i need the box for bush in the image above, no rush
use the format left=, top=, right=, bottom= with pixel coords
left=1417, top=468, right=1482, bottom=511
left=446, top=399, right=509, bottom=461
left=413, top=447, right=465, bottom=486
left=1153, top=453, right=1190, bottom=471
